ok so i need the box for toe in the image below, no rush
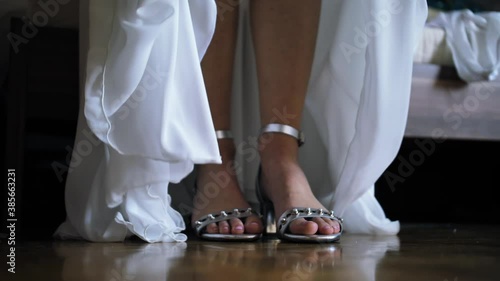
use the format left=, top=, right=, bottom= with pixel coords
left=218, top=220, right=230, bottom=234
left=206, top=222, right=219, bottom=234
left=332, top=220, right=341, bottom=234
left=323, top=218, right=341, bottom=234
left=229, top=218, right=245, bottom=234
left=313, top=217, right=334, bottom=235
left=244, top=215, right=263, bottom=234
left=289, top=218, right=318, bottom=235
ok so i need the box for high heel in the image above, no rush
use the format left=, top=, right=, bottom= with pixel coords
left=255, top=124, right=343, bottom=243
left=193, top=130, right=262, bottom=242
left=256, top=167, right=276, bottom=235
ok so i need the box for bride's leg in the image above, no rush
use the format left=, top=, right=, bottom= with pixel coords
left=193, top=0, right=262, bottom=235
left=250, top=0, right=340, bottom=235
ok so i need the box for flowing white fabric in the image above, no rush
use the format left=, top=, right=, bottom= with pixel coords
left=55, top=0, right=427, bottom=242
left=55, top=0, right=220, bottom=242
left=427, top=9, right=500, bottom=82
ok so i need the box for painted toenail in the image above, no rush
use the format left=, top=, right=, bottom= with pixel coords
left=235, top=225, right=244, bottom=231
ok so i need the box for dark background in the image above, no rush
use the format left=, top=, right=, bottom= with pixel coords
left=1, top=4, right=500, bottom=240
left=376, top=138, right=500, bottom=225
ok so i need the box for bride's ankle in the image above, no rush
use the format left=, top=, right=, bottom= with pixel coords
left=198, top=139, right=238, bottom=184
left=259, top=134, right=299, bottom=164
left=214, top=139, right=236, bottom=163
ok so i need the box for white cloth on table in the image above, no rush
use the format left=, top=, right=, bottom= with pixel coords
left=55, top=0, right=427, bottom=242
left=428, top=9, right=500, bottom=82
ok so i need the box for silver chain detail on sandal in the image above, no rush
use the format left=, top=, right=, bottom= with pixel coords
left=277, top=208, right=343, bottom=238
left=194, top=208, right=260, bottom=236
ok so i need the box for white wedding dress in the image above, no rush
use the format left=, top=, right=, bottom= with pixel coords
left=55, top=0, right=428, bottom=242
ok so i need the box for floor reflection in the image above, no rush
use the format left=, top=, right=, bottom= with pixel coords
left=3, top=225, right=499, bottom=281
left=54, top=241, right=187, bottom=281
left=172, top=240, right=341, bottom=281
left=50, top=235, right=398, bottom=281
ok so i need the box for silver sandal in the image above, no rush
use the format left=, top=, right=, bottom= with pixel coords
left=256, top=124, right=344, bottom=243
left=193, top=130, right=262, bottom=242
left=193, top=208, right=262, bottom=241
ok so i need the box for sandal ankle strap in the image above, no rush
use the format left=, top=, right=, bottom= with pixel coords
left=215, top=130, right=233, bottom=139
left=260, top=123, right=305, bottom=146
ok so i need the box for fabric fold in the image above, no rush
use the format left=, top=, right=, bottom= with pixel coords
left=55, top=0, right=219, bottom=242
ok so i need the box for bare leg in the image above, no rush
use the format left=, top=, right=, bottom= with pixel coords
left=193, top=0, right=262, bottom=235
left=251, top=0, right=340, bottom=235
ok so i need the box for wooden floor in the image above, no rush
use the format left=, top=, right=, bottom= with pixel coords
left=2, top=224, right=499, bottom=281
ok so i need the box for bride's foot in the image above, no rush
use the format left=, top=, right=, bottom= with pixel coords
left=259, top=134, right=341, bottom=235
left=192, top=140, right=263, bottom=235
